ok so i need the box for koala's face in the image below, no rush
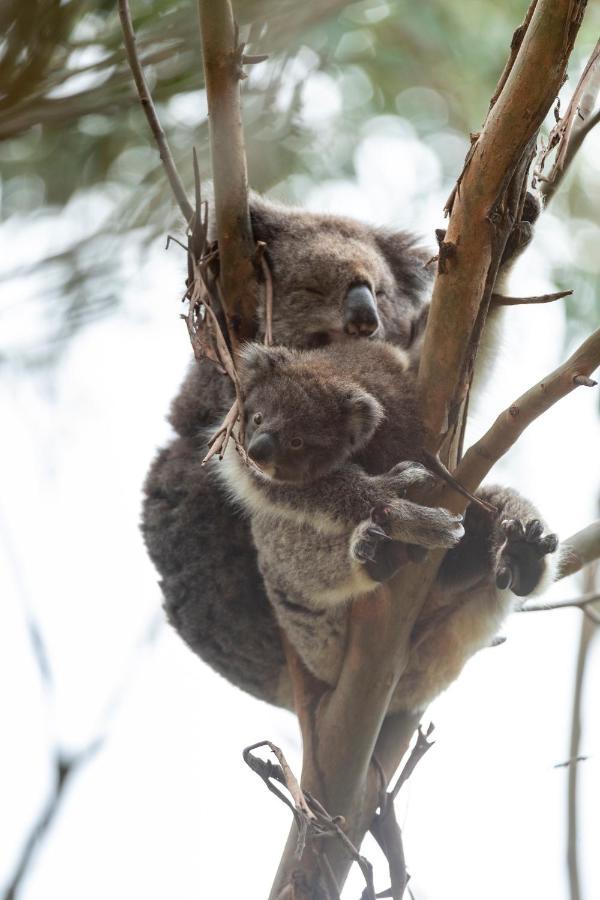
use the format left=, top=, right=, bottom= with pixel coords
left=250, top=197, right=431, bottom=351
left=239, top=345, right=383, bottom=484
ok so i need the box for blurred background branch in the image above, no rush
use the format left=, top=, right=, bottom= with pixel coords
left=2, top=0, right=600, bottom=365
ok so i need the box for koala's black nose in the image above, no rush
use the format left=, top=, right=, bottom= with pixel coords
left=343, top=284, right=380, bottom=337
left=247, top=432, right=276, bottom=465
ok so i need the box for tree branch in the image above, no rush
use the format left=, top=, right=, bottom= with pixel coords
left=519, top=591, right=600, bottom=613
left=417, top=0, right=587, bottom=454
left=198, top=0, right=260, bottom=347
left=539, top=38, right=600, bottom=205
left=491, top=289, right=572, bottom=307
left=269, top=6, right=591, bottom=896
left=566, top=564, right=598, bottom=900
left=117, top=0, right=194, bottom=224
left=447, top=327, right=600, bottom=503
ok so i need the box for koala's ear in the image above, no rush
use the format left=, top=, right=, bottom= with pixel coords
left=373, top=228, right=431, bottom=303
left=238, top=342, right=293, bottom=387
left=343, top=389, right=384, bottom=450
left=249, top=193, right=288, bottom=245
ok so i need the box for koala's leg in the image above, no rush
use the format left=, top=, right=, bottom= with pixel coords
left=142, top=435, right=292, bottom=709
left=438, top=484, right=558, bottom=597
left=388, top=484, right=558, bottom=713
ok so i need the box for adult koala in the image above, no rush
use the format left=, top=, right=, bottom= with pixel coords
left=141, top=195, right=432, bottom=707
left=141, top=193, right=538, bottom=708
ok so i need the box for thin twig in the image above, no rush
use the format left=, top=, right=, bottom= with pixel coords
left=538, top=39, right=600, bottom=204
left=118, top=0, right=193, bottom=223
left=387, top=724, right=435, bottom=805
left=260, top=252, right=274, bottom=347
left=491, top=289, right=573, bottom=306
left=244, top=742, right=376, bottom=899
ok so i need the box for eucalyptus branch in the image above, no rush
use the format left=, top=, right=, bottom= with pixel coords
left=539, top=38, right=600, bottom=205
left=491, top=289, right=572, bottom=307
left=417, top=0, right=587, bottom=454
left=117, top=0, right=194, bottom=224
left=269, top=7, right=590, bottom=897
left=445, top=327, right=600, bottom=504
left=198, top=0, right=261, bottom=347
left=519, top=591, right=600, bottom=614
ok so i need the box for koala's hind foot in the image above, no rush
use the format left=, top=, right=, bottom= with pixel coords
left=495, top=518, right=558, bottom=596
left=372, top=500, right=465, bottom=549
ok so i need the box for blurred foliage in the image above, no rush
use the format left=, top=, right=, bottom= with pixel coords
left=1, top=0, right=599, bottom=364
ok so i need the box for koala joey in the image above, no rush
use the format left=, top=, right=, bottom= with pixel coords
left=216, top=340, right=559, bottom=711
left=142, top=192, right=545, bottom=710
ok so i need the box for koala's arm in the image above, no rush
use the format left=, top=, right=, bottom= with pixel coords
left=221, top=457, right=438, bottom=534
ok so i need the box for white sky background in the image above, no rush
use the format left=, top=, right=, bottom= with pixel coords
left=1, top=97, right=600, bottom=899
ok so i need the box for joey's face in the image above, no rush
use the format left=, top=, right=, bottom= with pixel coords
left=243, top=379, right=351, bottom=484
left=239, top=344, right=385, bottom=485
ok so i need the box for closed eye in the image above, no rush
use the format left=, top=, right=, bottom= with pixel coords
left=290, top=287, right=326, bottom=299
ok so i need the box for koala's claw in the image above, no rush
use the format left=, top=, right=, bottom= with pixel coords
left=496, top=517, right=558, bottom=596
left=351, top=519, right=390, bottom=565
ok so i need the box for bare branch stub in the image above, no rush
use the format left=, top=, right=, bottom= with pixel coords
left=244, top=742, right=376, bottom=900
left=491, top=289, right=573, bottom=307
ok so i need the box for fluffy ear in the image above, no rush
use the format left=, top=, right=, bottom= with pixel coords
left=373, top=228, right=432, bottom=303
left=238, top=343, right=293, bottom=388
left=343, top=388, right=384, bottom=450
left=249, top=193, right=290, bottom=245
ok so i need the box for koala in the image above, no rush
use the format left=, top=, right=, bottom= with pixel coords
left=142, top=195, right=432, bottom=707
left=214, top=340, right=558, bottom=711
left=141, top=192, right=543, bottom=710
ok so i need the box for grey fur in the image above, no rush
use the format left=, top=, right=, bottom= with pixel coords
left=141, top=192, right=553, bottom=711
left=215, top=340, right=558, bottom=711
left=142, top=196, right=431, bottom=705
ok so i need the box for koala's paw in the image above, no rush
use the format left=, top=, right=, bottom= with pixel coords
left=501, top=192, right=541, bottom=264
left=350, top=519, right=391, bottom=564
left=382, top=461, right=437, bottom=496
left=372, top=502, right=465, bottom=549
left=350, top=519, right=413, bottom=583
left=495, top=518, right=558, bottom=596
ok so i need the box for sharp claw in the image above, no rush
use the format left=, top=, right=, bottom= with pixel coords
left=541, top=534, right=559, bottom=554
left=354, top=542, right=376, bottom=563
left=525, top=519, right=543, bottom=542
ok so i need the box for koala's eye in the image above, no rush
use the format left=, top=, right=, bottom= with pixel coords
left=290, top=437, right=304, bottom=450
left=253, top=412, right=263, bottom=425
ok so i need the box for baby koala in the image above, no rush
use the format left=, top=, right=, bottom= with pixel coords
left=215, top=339, right=559, bottom=710
left=219, top=341, right=465, bottom=605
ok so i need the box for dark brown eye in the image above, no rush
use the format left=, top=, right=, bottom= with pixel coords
left=253, top=412, right=262, bottom=425
left=290, top=437, right=303, bottom=450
